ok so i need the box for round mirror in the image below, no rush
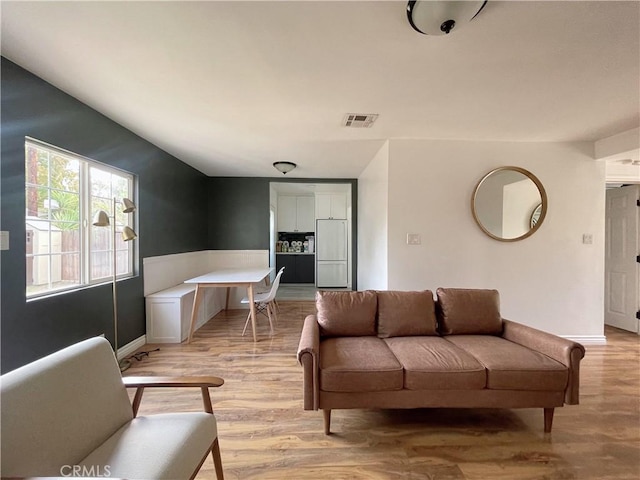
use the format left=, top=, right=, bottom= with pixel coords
left=471, top=166, right=547, bottom=242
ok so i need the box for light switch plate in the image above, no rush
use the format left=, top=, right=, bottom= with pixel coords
left=407, top=233, right=421, bottom=245
left=0, top=231, right=8, bottom=250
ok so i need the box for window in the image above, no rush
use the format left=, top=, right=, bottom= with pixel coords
left=25, top=138, right=135, bottom=298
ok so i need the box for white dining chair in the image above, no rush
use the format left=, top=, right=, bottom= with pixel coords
left=241, top=267, right=284, bottom=336
left=256, top=266, right=284, bottom=313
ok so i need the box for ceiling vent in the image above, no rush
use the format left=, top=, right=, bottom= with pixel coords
left=342, top=113, right=379, bottom=128
left=618, top=159, right=640, bottom=166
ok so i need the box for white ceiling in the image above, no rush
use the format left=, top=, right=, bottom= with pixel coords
left=2, top=1, right=638, bottom=178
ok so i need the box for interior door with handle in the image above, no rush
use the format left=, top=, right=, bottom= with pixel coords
left=605, top=185, right=639, bottom=333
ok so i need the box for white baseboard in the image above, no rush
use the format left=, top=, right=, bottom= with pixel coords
left=561, top=335, right=607, bottom=345
left=118, top=335, right=147, bottom=360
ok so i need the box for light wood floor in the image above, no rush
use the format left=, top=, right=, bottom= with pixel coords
left=126, top=302, right=640, bottom=479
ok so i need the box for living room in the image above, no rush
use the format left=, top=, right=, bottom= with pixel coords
left=1, top=1, right=639, bottom=478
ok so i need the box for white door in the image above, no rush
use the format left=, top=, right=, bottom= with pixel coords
left=605, top=185, right=639, bottom=333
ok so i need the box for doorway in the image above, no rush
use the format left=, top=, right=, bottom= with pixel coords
left=604, top=184, right=640, bottom=333
left=269, top=181, right=355, bottom=293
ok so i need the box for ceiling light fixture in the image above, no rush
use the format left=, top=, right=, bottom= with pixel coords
left=273, top=161, right=297, bottom=175
left=407, top=1, right=487, bottom=35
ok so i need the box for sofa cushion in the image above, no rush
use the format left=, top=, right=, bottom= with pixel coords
left=445, top=335, right=568, bottom=391
left=436, top=288, right=502, bottom=335
left=377, top=290, right=438, bottom=338
left=317, top=290, right=377, bottom=337
left=319, top=337, right=403, bottom=392
left=384, top=337, right=486, bottom=390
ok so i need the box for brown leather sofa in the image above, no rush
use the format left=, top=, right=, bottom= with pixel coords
left=297, top=288, right=585, bottom=434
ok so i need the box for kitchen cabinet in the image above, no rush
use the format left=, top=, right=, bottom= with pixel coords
left=276, top=254, right=315, bottom=284
left=278, top=195, right=315, bottom=232
left=296, top=255, right=315, bottom=283
left=315, top=193, right=347, bottom=219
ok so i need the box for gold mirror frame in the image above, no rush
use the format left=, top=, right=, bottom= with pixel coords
left=471, top=166, right=548, bottom=242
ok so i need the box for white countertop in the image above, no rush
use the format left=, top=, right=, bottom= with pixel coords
left=276, top=252, right=315, bottom=255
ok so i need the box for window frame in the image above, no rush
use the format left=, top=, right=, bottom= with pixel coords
left=25, top=137, right=137, bottom=300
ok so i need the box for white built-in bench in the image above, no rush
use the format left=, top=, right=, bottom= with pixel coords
left=145, top=284, right=198, bottom=343
left=143, top=250, right=269, bottom=343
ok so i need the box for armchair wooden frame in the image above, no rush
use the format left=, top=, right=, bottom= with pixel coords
left=122, top=376, right=225, bottom=480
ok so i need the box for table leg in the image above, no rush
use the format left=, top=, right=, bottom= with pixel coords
left=225, top=287, right=231, bottom=310
left=248, top=283, right=257, bottom=342
left=188, top=284, right=204, bottom=344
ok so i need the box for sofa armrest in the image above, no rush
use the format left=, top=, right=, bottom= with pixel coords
left=123, top=376, right=224, bottom=416
left=297, top=315, right=320, bottom=410
left=501, top=319, right=585, bottom=405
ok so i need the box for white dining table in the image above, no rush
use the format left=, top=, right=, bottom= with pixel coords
left=184, top=267, right=274, bottom=343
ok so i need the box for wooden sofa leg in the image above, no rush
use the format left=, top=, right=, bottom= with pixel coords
left=211, top=437, right=224, bottom=480
left=544, top=408, right=554, bottom=433
left=323, top=409, right=331, bottom=435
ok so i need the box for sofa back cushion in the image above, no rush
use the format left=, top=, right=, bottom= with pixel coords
left=436, top=288, right=502, bottom=335
left=377, top=290, right=438, bottom=338
left=0, top=337, right=134, bottom=477
left=317, top=290, right=377, bottom=337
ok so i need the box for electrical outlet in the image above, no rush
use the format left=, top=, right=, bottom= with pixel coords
left=407, top=233, right=421, bottom=245
left=582, top=234, right=593, bottom=244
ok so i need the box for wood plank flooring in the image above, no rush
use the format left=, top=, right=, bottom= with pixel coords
left=125, top=302, right=640, bottom=479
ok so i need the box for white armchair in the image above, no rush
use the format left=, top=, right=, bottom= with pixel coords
left=1, top=337, right=224, bottom=479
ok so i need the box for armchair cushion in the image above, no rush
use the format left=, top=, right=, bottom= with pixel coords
left=80, top=413, right=216, bottom=480
left=437, top=288, right=502, bottom=335
left=377, top=290, right=437, bottom=338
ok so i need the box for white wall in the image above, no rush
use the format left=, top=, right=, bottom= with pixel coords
left=358, top=141, right=389, bottom=290
left=386, top=139, right=605, bottom=339
left=142, top=249, right=270, bottom=309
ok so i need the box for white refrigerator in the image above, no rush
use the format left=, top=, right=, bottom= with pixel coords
left=316, top=219, right=348, bottom=287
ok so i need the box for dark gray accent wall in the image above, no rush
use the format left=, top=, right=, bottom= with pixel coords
left=1, top=58, right=208, bottom=372
left=208, top=178, right=271, bottom=250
